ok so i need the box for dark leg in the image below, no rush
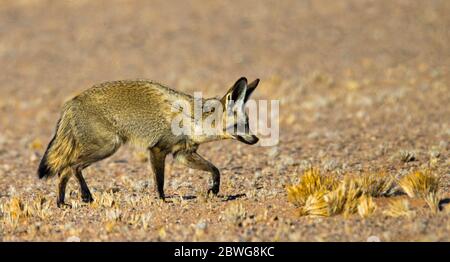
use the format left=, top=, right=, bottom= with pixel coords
left=71, top=133, right=121, bottom=204
left=149, top=148, right=167, bottom=199
left=74, top=168, right=93, bottom=203
left=57, top=168, right=73, bottom=208
left=175, top=151, right=220, bottom=195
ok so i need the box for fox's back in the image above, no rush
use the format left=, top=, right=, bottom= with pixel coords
left=70, top=80, right=190, bottom=147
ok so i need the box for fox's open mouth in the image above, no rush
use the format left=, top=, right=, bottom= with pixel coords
left=235, top=135, right=259, bottom=145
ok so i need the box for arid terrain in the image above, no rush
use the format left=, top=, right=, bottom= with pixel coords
left=0, top=0, right=449, bottom=241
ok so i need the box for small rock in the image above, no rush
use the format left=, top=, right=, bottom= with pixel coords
left=196, top=220, right=207, bottom=230
left=367, top=235, right=381, bottom=242
left=66, top=236, right=81, bottom=242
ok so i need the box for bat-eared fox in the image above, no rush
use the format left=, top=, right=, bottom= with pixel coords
left=38, top=77, right=260, bottom=207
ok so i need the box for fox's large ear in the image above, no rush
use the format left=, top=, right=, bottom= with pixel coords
left=222, top=77, right=248, bottom=109
left=244, top=78, right=260, bottom=102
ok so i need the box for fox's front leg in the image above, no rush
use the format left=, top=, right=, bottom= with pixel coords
left=175, top=151, right=220, bottom=195
left=149, top=148, right=167, bottom=200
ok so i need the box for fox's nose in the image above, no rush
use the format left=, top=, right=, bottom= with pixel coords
left=247, top=135, right=259, bottom=145
left=236, top=134, right=259, bottom=145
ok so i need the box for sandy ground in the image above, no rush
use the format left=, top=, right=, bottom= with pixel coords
left=0, top=0, right=449, bottom=241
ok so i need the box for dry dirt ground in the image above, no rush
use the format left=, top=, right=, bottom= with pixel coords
left=0, top=0, right=449, bottom=241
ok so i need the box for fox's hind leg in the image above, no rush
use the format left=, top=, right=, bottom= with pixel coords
left=70, top=113, right=122, bottom=204
left=72, top=138, right=121, bottom=203
left=74, top=168, right=93, bottom=203
left=57, top=168, right=74, bottom=208
left=175, top=151, right=220, bottom=195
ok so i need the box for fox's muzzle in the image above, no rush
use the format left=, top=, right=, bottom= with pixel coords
left=235, top=134, right=259, bottom=145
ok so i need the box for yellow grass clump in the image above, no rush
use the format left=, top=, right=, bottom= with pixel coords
left=92, top=191, right=116, bottom=208
left=288, top=168, right=443, bottom=219
left=324, top=184, right=347, bottom=215
left=357, top=196, right=377, bottom=218
left=383, top=199, right=414, bottom=218
left=287, top=169, right=381, bottom=218
left=342, top=178, right=364, bottom=217
left=298, top=190, right=329, bottom=217
left=398, top=171, right=440, bottom=198
left=398, top=170, right=444, bottom=214
left=353, top=172, right=395, bottom=197
left=2, top=197, right=24, bottom=226
left=286, top=169, right=337, bottom=207
left=424, top=192, right=440, bottom=214
left=0, top=196, right=48, bottom=228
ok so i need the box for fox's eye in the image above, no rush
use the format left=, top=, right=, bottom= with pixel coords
left=205, top=107, right=215, bottom=114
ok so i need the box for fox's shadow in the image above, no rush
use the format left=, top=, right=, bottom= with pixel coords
left=439, top=198, right=450, bottom=211
left=164, top=193, right=246, bottom=202
left=221, top=193, right=246, bottom=201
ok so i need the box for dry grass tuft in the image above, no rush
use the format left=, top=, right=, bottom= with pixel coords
left=398, top=170, right=444, bottom=214
left=383, top=199, right=414, bottom=218
left=398, top=171, right=440, bottom=198
left=424, top=192, right=440, bottom=214
left=222, top=202, right=247, bottom=226
left=399, top=150, right=416, bottom=162
left=288, top=169, right=376, bottom=218
left=357, top=195, right=377, bottom=218
left=92, top=191, right=116, bottom=208
left=354, top=172, right=396, bottom=197
left=287, top=169, right=443, bottom=219
left=0, top=194, right=53, bottom=230
left=324, top=184, right=347, bottom=216
left=299, top=190, right=329, bottom=217
left=342, top=178, right=364, bottom=217
left=3, top=199, right=21, bottom=228
left=125, top=212, right=153, bottom=229
left=0, top=196, right=41, bottom=228
left=287, top=169, right=337, bottom=207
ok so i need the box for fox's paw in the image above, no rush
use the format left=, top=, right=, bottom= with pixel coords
left=81, top=193, right=94, bottom=203
left=156, top=193, right=166, bottom=202
left=57, top=201, right=72, bottom=209
left=207, top=186, right=220, bottom=196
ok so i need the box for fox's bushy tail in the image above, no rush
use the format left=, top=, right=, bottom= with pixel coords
left=37, top=103, right=80, bottom=179
left=37, top=134, right=56, bottom=178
